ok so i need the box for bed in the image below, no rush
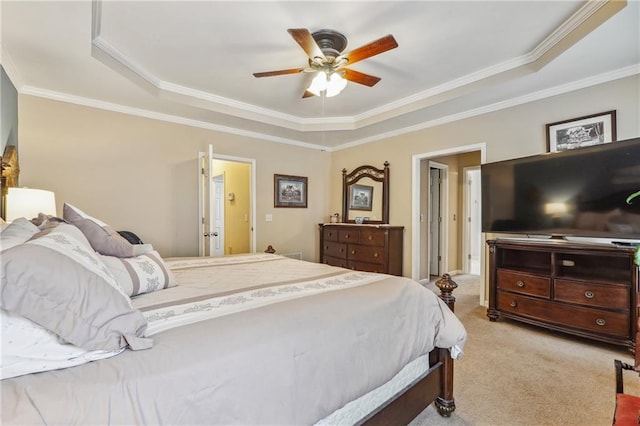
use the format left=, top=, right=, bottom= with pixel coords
left=0, top=203, right=467, bottom=425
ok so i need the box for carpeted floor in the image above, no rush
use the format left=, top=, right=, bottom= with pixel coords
left=409, top=274, right=639, bottom=426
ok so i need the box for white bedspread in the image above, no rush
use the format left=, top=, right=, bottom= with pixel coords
left=2, top=254, right=467, bottom=425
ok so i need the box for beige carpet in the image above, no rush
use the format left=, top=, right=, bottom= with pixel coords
left=409, top=274, right=639, bottom=426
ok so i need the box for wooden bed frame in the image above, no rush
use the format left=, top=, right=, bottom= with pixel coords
left=364, top=273, right=458, bottom=425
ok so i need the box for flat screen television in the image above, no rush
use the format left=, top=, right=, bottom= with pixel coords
left=481, top=137, right=640, bottom=242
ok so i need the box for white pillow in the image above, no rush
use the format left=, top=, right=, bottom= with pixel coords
left=0, top=308, right=125, bottom=379
left=0, top=218, right=40, bottom=251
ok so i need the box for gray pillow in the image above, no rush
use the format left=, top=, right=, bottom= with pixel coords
left=100, top=250, right=177, bottom=297
left=0, top=223, right=152, bottom=351
left=63, top=203, right=153, bottom=258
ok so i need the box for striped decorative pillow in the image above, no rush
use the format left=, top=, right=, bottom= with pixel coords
left=100, top=251, right=177, bottom=297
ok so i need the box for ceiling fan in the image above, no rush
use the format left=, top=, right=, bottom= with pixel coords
left=253, top=28, right=398, bottom=98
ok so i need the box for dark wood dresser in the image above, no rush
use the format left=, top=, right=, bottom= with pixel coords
left=487, top=238, right=639, bottom=350
left=319, top=224, right=404, bottom=276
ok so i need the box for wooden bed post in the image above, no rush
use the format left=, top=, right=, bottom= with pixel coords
left=434, top=273, right=458, bottom=417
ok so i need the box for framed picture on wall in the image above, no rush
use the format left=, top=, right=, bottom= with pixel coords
left=349, top=184, right=373, bottom=211
left=274, top=174, right=308, bottom=208
left=546, top=110, right=617, bottom=152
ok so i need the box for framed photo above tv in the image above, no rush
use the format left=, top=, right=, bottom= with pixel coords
left=274, top=174, right=307, bottom=208
left=546, top=110, right=617, bottom=152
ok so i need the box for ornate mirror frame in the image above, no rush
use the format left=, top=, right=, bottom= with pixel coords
left=342, top=161, right=389, bottom=224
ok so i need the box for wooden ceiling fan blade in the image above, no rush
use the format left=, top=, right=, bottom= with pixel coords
left=288, top=28, right=326, bottom=63
left=253, top=68, right=306, bottom=78
left=340, top=35, right=398, bottom=65
left=342, top=69, right=381, bottom=87
left=302, top=90, right=316, bottom=98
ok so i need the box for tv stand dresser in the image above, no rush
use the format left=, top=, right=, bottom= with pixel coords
left=487, top=238, right=639, bottom=351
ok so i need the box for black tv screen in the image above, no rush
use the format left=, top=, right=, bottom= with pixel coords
left=481, top=137, right=640, bottom=241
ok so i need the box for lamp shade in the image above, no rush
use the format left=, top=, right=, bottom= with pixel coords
left=5, top=188, right=57, bottom=222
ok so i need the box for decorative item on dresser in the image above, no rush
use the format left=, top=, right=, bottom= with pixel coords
left=319, top=223, right=404, bottom=276
left=487, top=238, right=639, bottom=351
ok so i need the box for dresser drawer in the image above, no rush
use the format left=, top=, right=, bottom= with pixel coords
left=348, top=260, right=386, bottom=273
left=322, top=241, right=347, bottom=259
left=338, top=229, right=360, bottom=244
left=554, top=279, right=629, bottom=311
left=498, top=292, right=629, bottom=338
left=347, top=245, right=385, bottom=264
left=497, top=270, right=550, bottom=298
left=358, top=228, right=386, bottom=246
left=323, top=227, right=339, bottom=242
left=322, top=255, right=347, bottom=269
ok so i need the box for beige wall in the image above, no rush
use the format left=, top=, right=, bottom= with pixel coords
left=17, top=75, right=640, bottom=276
left=18, top=96, right=331, bottom=260
left=330, top=75, right=640, bottom=276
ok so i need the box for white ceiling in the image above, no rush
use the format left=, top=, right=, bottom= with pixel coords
left=2, top=1, right=639, bottom=150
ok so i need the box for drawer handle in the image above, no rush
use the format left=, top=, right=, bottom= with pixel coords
left=584, top=291, right=595, bottom=299
left=510, top=301, right=517, bottom=307
left=374, top=252, right=379, bottom=258
left=516, top=280, right=525, bottom=288
left=596, top=318, right=606, bottom=326
left=345, top=234, right=351, bottom=239
left=368, top=235, right=373, bottom=240
left=340, top=248, right=344, bottom=252
left=351, top=250, right=356, bottom=255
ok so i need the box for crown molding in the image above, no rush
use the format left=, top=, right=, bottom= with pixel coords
left=90, top=0, right=623, bottom=133
left=16, top=64, right=638, bottom=153
left=19, top=85, right=329, bottom=151
left=333, top=64, right=639, bottom=151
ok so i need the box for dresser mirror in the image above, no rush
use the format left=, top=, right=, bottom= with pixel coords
left=342, top=162, right=389, bottom=224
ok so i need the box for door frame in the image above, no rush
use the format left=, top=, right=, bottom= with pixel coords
left=427, top=161, right=448, bottom=278
left=462, top=166, right=481, bottom=274
left=411, top=143, right=486, bottom=304
left=199, top=150, right=256, bottom=256
left=213, top=153, right=257, bottom=254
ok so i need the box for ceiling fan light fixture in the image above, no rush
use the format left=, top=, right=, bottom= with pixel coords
left=307, top=71, right=347, bottom=97
left=325, top=72, right=347, bottom=97
left=308, top=71, right=328, bottom=96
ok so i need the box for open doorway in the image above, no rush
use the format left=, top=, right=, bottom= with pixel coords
left=412, top=143, right=486, bottom=303
left=428, top=162, right=447, bottom=279
left=199, top=148, right=256, bottom=257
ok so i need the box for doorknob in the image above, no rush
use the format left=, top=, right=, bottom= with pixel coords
left=203, top=232, right=219, bottom=237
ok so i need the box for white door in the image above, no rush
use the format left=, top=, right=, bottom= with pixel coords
left=198, top=145, right=218, bottom=256
left=429, top=167, right=442, bottom=276
left=212, top=173, right=225, bottom=257
left=463, top=167, right=481, bottom=275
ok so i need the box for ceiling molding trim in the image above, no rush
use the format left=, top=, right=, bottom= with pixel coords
left=351, top=1, right=623, bottom=127
left=528, top=0, right=626, bottom=70
left=19, top=86, right=329, bottom=152
left=17, top=63, right=637, bottom=154
left=0, top=46, right=26, bottom=90
left=90, top=0, right=619, bottom=134
left=531, top=0, right=615, bottom=61
left=333, top=64, right=639, bottom=152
